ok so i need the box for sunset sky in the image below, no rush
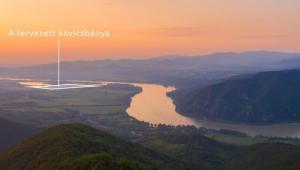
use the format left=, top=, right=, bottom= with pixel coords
left=1, top=0, right=300, bottom=66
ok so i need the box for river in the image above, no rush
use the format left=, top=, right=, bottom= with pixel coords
left=3, top=77, right=300, bottom=138
left=127, top=83, right=300, bottom=138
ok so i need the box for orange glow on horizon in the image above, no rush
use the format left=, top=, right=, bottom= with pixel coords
left=1, top=0, right=300, bottom=66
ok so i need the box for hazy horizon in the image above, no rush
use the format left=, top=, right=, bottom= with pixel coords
left=1, top=0, right=300, bottom=66
left=1, top=50, right=300, bottom=68
left=0, top=50, right=300, bottom=68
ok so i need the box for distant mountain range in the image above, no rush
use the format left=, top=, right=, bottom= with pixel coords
left=171, top=69, right=300, bottom=124
left=2, top=51, right=300, bottom=87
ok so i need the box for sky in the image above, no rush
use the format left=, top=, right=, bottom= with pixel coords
left=0, top=0, right=300, bottom=66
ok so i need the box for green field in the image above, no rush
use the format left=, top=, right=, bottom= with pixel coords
left=0, top=79, right=299, bottom=147
left=0, top=80, right=142, bottom=129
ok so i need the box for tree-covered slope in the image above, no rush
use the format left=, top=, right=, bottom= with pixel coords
left=230, top=143, right=300, bottom=170
left=1, top=123, right=300, bottom=170
left=171, top=69, right=300, bottom=124
left=0, top=124, right=185, bottom=170
left=142, top=133, right=236, bottom=170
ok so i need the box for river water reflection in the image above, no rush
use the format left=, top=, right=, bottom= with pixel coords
left=127, top=83, right=300, bottom=138
left=4, top=77, right=300, bottom=138
left=126, top=83, right=197, bottom=126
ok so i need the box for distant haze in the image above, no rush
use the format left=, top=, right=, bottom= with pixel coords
left=1, top=0, right=300, bottom=66
left=2, top=51, right=300, bottom=88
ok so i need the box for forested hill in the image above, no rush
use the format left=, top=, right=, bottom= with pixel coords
left=0, top=124, right=186, bottom=170
left=171, top=69, right=300, bottom=124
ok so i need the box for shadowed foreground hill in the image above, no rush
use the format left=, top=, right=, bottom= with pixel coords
left=142, top=133, right=236, bottom=170
left=0, top=124, right=185, bottom=170
left=1, top=123, right=300, bottom=170
left=171, top=69, right=300, bottom=124
left=0, top=117, right=38, bottom=150
left=230, top=143, right=300, bottom=170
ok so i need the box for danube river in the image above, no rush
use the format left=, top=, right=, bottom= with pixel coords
left=9, top=78, right=300, bottom=138
left=126, top=83, right=300, bottom=138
